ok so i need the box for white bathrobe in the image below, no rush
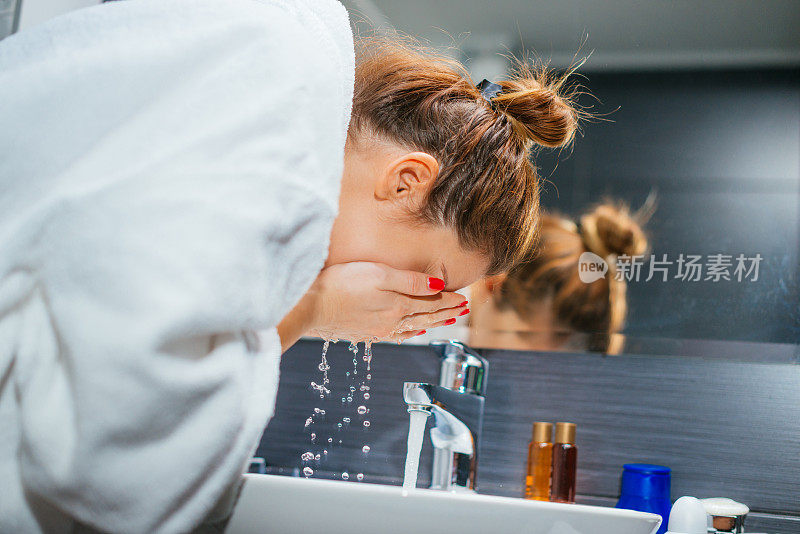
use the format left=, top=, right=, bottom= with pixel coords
left=0, top=0, right=354, bottom=532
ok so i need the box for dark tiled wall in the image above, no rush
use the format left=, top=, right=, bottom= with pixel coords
left=257, top=339, right=800, bottom=533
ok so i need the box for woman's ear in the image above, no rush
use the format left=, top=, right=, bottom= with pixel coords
left=375, top=151, right=439, bottom=206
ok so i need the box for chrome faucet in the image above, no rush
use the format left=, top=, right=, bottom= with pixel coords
left=402, top=340, right=488, bottom=491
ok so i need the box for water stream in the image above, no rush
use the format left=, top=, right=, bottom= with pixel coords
left=402, top=410, right=430, bottom=490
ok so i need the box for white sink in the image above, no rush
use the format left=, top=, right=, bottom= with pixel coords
left=227, top=474, right=661, bottom=534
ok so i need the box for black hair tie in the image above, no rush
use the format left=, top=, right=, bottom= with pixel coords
left=476, top=79, right=503, bottom=109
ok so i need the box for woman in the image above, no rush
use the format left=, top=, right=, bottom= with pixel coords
left=469, top=203, right=650, bottom=353
left=0, top=0, right=583, bottom=532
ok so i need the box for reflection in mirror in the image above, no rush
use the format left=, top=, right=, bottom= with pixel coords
left=350, top=1, right=800, bottom=356
left=468, top=201, right=651, bottom=355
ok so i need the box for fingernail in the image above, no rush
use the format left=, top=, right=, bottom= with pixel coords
left=458, top=308, right=470, bottom=316
left=444, top=318, right=456, bottom=326
left=459, top=300, right=468, bottom=307
left=414, top=330, right=426, bottom=336
left=427, top=277, right=445, bottom=291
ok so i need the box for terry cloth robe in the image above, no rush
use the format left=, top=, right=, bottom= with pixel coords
left=0, top=0, right=354, bottom=531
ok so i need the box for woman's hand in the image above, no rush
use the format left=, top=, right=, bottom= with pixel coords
left=277, top=262, right=467, bottom=351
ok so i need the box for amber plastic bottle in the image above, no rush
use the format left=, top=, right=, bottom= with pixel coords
left=550, top=422, right=577, bottom=503
left=524, top=422, right=553, bottom=500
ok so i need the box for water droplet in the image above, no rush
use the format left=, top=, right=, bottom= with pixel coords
left=349, top=386, right=356, bottom=393
left=314, top=408, right=321, bottom=414
left=301, top=451, right=314, bottom=462
left=357, top=405, right=367, bottom=415
left=362, top=445, right=370, bottom=454
left=342, top=471, right=349, bottom=480
left=303, top=467, right=313, bottom=477
left=319, top=409, right=325, bottom=415
left=341, top=397, right=346, bottom=403
left=328, top=437, right=333, bottom=443
left=323, top=449, right=328, bottom=455
left=343, top=417, right=351, bottom=424
left=346, top=372, right=350, bottom=377
left=338, top=439, right=342, bottom=444
left=347, top=396, right=353, bottom=403
left=310, top=382, right=330, bottom=396
left=366, top=374, right=371, bottom=380
left=363, top=393, right=370, bottom=400
left=314, top=454, right=321, bottom=461
left=304, top=417, right=313, bottom=428
left=360, top=385, right=370, bottom=391
left=318, top=362, right=329, bottom=372
left=310, top=433, right=316, bottom=441
left=363, top=420, right=370, bottom=428
left=337, top=423, right=342, bottom=428
left=357, top=473, right=364, bottom=481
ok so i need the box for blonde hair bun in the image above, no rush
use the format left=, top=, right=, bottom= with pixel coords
left=579, top=203, right=648, bottom=259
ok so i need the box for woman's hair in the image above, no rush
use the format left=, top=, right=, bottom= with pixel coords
left=495, top=202, right=650, bottom=352
left=348, top=36, right=589, bottom=275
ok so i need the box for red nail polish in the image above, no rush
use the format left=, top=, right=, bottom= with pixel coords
left=444, top=318, right=456, bottom=325
left=459, top=300, right=468, bottom=307
left=415, top=330, right=426, bottom=336
left=458, top=308, right=470, bottom=316
left=427, top=277, right=445, bottom=291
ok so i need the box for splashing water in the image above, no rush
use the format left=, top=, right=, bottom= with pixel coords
left=364, top=340, right=373, bottom=371
left=403, top=410, right=430, bottom=490
left=301, top=451, right=314, bottom=462
left=304, top=417, right=313, bottom=428
left=303, top=467, right=313, bottom=477
left=310, top=340, right=332, bottom=397
left=348, top=342, right=359, bottom=375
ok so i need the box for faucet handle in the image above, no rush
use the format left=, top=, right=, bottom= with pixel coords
left=429, top=340, right=488, bottom=396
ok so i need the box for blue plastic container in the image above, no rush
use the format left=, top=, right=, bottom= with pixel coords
left=615, top=464, right=671, bottom=534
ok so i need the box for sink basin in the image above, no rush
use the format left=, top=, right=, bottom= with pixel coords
left=226, top=474, right=661, bottom=534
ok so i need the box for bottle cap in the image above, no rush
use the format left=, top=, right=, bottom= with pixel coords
left=531, top=422, right=553, bottom=442
left=621, top=463, right=671, bottom=500
left=554, top=422, right=576, bottom=444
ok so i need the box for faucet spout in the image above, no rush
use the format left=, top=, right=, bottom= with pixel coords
left=401, top=341, right=488, bottom=492
left=402, top=381, right=485, bottom=490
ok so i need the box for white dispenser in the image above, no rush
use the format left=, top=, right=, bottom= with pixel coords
left=665, top=496, right=709, bottom=534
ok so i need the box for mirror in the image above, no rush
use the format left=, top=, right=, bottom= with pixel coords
left=343, top=0, right=799, bottom=358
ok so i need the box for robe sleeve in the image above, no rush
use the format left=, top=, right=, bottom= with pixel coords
left=0, top=0, right=354, bottom=532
